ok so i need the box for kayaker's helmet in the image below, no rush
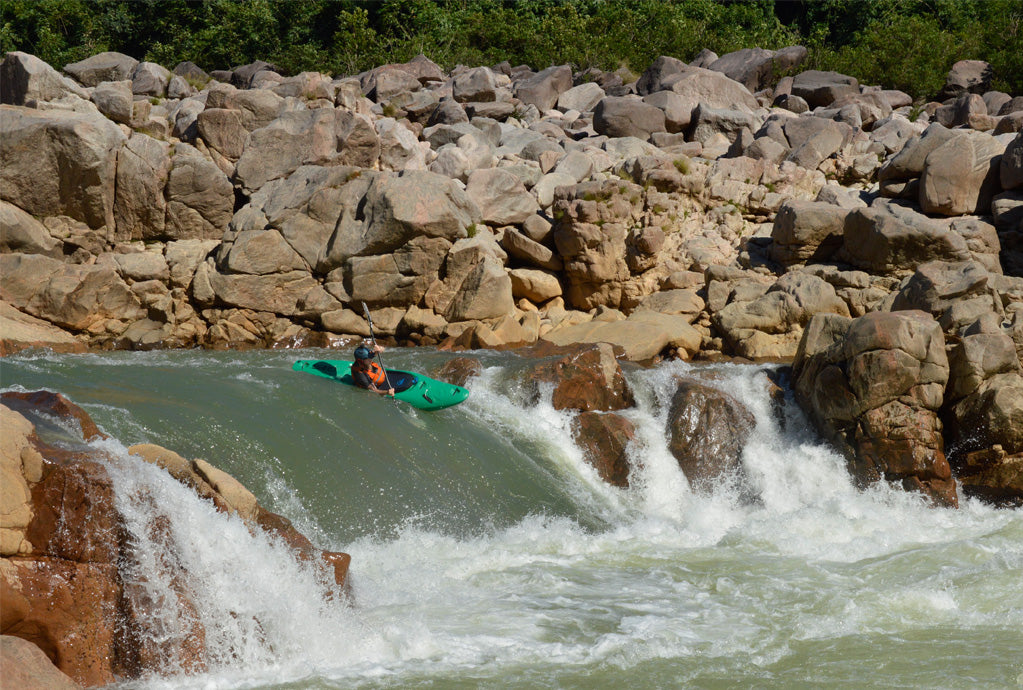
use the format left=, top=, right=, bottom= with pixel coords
left=354, top=346, right=372, bottom=360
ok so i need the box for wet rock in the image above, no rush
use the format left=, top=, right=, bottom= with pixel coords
left=793, top=310, right=957, bottom=506
left=521, top=342, right=635, bottom=412
left=666, top=377, right=755, bottom=488
left=572, top=411, right=636, bottom=487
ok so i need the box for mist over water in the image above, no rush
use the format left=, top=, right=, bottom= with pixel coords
left=3, top=349, right=1022, bottom=689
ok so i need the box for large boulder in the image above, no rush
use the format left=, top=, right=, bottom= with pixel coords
left=0, top=302, right=85, bottom=356
left=465, top=168, right=538, bottom=226
left=520, top=342, right=635, bottom=412
left=666, top=378, right=756, bottom=488
left=332, top=171, right=481, bottom=261
left=769, top=199, right=849, bottom=266
left=662, top=67, right=758, bottom=111
left=1, top=52, right=89, bottom=105
left=937, top=60, right=993, bottom=101
left=920, top=130, right=1005, bottom=216
left=0, top=254, right=143, bottom=332
left=543, top=310, right=702, bottom=362
left=425, top=234, right=513, bottom=322
left=164, top=143, right=234, bottom=241
left=572, top=412, right=636, bottom=488
left=62, top=52, right=138, bottom=87
left=888, top=261, right=1003, bottom=334
left=790, top=70, right=859, bottom=108
left=114, top=133, right=172, bottom=242
left=593, top=97, right=667, bottom=140
left=0, top=106, right=126, bottom=232
left=234, top=109, right=379, bottom=192
left=707, top=46, right=807, bottom=93
left=840, top=200, right=972, bottom=275
left=793, top=310, right=956, bottom=506
left=513, top=65, right=573, bottom=112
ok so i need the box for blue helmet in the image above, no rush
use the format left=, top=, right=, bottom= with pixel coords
left=354, top=346, right=372, bottom=360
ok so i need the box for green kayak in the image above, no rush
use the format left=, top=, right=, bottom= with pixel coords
left=292, top=359, right=469, bottom=411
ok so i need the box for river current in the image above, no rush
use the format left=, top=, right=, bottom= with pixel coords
left=2, top=348, right=1021, bottom=689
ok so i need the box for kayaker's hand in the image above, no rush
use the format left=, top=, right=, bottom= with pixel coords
left=387, top=388, right=395, bottom=397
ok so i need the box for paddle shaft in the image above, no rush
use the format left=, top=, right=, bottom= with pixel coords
left=361, top=302, right=395, bottom=393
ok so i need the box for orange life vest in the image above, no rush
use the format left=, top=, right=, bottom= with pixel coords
left=355, top=360, right=387, bottom=387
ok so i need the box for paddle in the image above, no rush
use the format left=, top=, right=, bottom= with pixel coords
left=361, top=302, right=395, bottom=397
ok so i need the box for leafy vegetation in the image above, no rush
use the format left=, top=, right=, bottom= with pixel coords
left=2, top=0, right=1020, bottom=100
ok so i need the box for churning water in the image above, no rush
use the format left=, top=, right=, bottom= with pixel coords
left=3, top=349, right=1022, bottom=689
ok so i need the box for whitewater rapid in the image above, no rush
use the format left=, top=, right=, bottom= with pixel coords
left=3, top=350, right=1022, bottom=689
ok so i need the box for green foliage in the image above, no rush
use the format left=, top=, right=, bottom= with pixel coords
left=1, top=0, right=1019, bottom=99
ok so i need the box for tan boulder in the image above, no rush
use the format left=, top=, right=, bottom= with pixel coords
left=114, top=133, right=172, bottom=241
left=0, top=105, right=126, bottom=232
left=0, top=302, right=84, bottom=356
left=544, top=310, right=702, bottom=362
left=920, top=130, right=1005, bottom=216
left=164, top=143, right=234, bottom=240
left=0, top=635, right=82, bottom=690
left=0, top=254, right=143, bottom=332
left=1, top=51, right=89, bottom=105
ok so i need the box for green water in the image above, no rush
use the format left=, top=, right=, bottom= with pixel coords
left=2, top=349, right=1021, bottom=689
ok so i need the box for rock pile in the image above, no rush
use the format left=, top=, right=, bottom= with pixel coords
left=0, top=47, right=1020, bottom=503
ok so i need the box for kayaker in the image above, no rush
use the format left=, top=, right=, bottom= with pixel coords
left=351, top=343, right=395, bottom=397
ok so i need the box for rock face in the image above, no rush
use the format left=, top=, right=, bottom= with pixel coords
left=666, top=378, right=756, bottom=489
left=0, top=391, right=350, bottom=687
left=793, top=311, right=957, bottom=506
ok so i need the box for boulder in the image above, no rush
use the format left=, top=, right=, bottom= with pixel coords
left=572, top=411, right=636, bottom=487
left=465, top=168, right=538, bottom=226
left=514, top=65, right=573, bottom=112
left=790, top=70, right=859, bottom=108
left=840, top=200, right=972, bottom=275
left=593, top=95, right=671, bottom=139
left=557, top=82, right=605, bottom=113
left=0, top=302, right=85, bottom=356
left=509, top=267, right=562, bottom=303
left=62, top=51, right=138, bottom=87
left=920, top=130, right=1005, bottom=216
left=452, top=67, right=500, bottom=103
left=666, top=378, right=756, bottom=488
left=234, top=109, right=379, bottom=192
left=707, top=46, right=806, bottom=93
left=663, top=67, right=758, bottom=111
left=130, top=61, right=171, bottom=97
left=543, top=310, right=702, bottom=362
left=689, top=103, right=757, bottom=145
left=207, top=270, right=321, bottom=317
left=521, top=342, right=634, bottom=411
left=769, top=199, right=849, bottom=266
left=793, top=310, right=956, bottom=506
left=0, top=254, right=142, bottom=332
left=0, top=635, right=82, bottom=690
left=0, top=105, right=126, bottom=232
left=783, top=115, right=850, bottom=170
left=346, top=236, right=449, bottom=308
left=1001, top=132, right=1023, bottom=190
left=1, top=52, right=89, bottom=106
left=114, top=133, right=172, bottom=242
left=938, top=60, right=993, bottom=100
left=164, top=143, right=234, bottom=241
left=426, top=234, right=513, bottom=322
left=888, top=260, right=1002, bottom=334
left=333, top=171, right=480, bottom=261
left=878, top=123, right=958, bottom=185
left=636, top=56, right=687, bottom=96
left=0, top=201, right=61, bottom=258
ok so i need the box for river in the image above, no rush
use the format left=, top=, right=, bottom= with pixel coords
left=2, top=348, right=1021, bottom=689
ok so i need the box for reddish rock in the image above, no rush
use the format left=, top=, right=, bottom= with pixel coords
left=572, top=411, right=636, bottom=487
left=520, top=342, right=635, bottom=412
left=1, top=391, right=106, bottom=441
left=666, top=378, right=755, bottom=488
left=432, top=356, right=483, bottom=387
left=955, top=448, right=1023, bottom=507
